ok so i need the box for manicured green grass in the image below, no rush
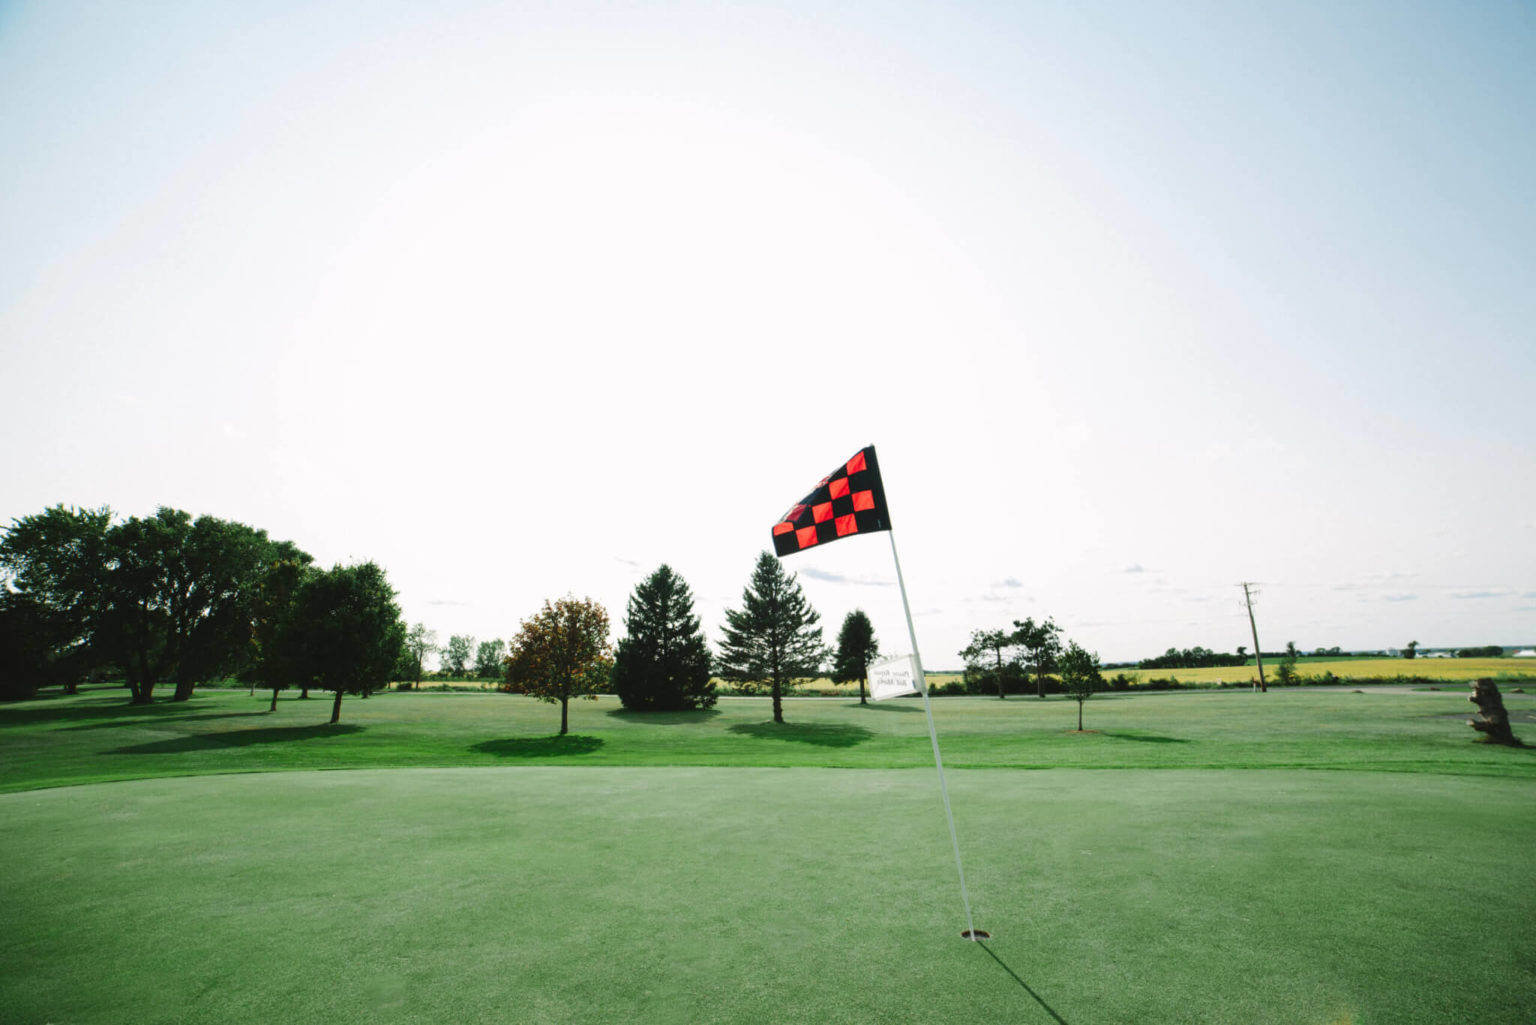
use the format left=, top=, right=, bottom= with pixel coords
left=2, top=686, right=1533, bottom=792
left=3, top=688, right=1534, bottom=1024
left=3, top=767, right=1533, bottom=1024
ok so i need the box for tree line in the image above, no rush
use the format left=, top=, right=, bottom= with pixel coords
left=499, top=552, right=882, bottom=733
left=1, top=504, right=405, bottom=721
left=5, top=505, right=1110, bottom=734
left=958, top=619, right=1102, bottom=696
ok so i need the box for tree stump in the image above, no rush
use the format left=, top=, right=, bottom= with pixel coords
left=1469, top=679, right=1522, bottom=746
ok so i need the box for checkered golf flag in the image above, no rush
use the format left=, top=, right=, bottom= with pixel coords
left=772, top=446, right=892, bottom=557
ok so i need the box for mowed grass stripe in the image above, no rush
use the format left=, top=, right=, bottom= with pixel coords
left=3, top=687, right=1535, bottom=792
left=2, top=767, right=1532, bottom=1025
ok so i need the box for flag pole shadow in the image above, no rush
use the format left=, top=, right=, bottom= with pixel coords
left=975, top=942, right=1070, bottom=1025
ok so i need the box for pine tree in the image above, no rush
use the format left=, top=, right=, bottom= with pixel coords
left=718, top=551, right=826, bottom=724
left=613, top=565, right=715, bottom=711
left=832, top=609, right=880, bottom=705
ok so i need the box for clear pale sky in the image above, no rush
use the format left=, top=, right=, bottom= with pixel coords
left=2, top=1, right=1533, bottom=666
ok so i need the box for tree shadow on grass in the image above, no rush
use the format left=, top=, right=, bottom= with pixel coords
left=471, top=735, right=605, bottom=758
left=108, top=723, right=365, bottom=755
left=0, top=696, right=219, bottom=729
left=726, top=721, right=873, bottom=747
left=606, top=708, right=721, bottom=725
left=856, top=701, right=922, bottom=713
left=1100, top=731, right=1190, bottom=744
left=976, top=942, right=1069, bottom=1025
left=64, top=710, right=274, bottom=732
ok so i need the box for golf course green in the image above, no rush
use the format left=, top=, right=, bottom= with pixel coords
left=3, top=686, right=1534, bottom=1024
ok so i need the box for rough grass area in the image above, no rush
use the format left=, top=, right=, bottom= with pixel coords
left=3, top=686, right=1535, bottom=792
left=2, top=767, right=1533, bottom=1025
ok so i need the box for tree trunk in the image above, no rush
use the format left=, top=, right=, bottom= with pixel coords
left=172, top=679, right=195, bottom=702
left=330, top=690, right=343, bottom=724
left=771, top=679, right=784, bottom=723
left=1077, top=700, right=1084, bottom=732
left=128, top=678, right=153, bottom=705
left=559, top=696, right=569, bottom=735
left=64, top=681, right=79, bottom=695
left=859, top=674, right=867, bottom=705
left=995, top=652, right=1006, bottom=699
left=1037, top=671, right=1046, bottom=699
left=269, top=688, right=280, bottom=712
left=300, top=687, right=309, bottom=699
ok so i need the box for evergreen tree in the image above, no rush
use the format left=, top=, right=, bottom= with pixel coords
left=613, top=565, right=715, bottom=711
left=718, top=551, right=826, bottom=724
left=832, top=609, right=880, bottom=705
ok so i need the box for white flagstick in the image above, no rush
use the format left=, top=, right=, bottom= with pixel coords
left=888, top=530, right=979, bottom=940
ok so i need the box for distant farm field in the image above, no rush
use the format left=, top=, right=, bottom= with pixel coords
left=1113, top=656, right=1536, bottom=685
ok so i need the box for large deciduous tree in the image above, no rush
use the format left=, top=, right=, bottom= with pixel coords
left=284, top=562, right=405, bottom=724
left=0, top=504, right=113, bottom=694
left=960, top=627, right=1017, bottom=699
left=505, top=596, right=613, bottom=735
left=717, top=551, right=826, bottom=725
left=250, top=556, right=313, bottom=711
left=1013, top=616, right=1063, bottom=699
left=473, top=639, right=507, bottom=679
left=442, top=634, right=474, bottom=677
left=1059, top=640, right=1103, bottom=732
left=399, top=623, right=438, bottom=689
left=832, top=609, right=880, bottom=705
left=612, top=564, right=715, bottom=712
left=98, top=508, right=300, bottom=704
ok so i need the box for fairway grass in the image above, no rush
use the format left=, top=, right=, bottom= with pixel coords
left=3, top=686, right=1535, bottom=792
left=3, top=689, right=1534, bottom=1024
left=3, top=767, right=1533, bottom=1025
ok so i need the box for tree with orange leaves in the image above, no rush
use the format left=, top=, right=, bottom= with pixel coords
left=505, top=595, right=613, bottom=735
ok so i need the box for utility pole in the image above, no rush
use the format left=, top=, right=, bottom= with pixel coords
left=1240, top=582, right=1267, bottom=693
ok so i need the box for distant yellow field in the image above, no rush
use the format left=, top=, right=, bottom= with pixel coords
left=1113, top=657, right=1536, bottom=685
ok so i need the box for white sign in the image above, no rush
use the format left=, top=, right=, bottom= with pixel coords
left=868, top=654, right=921, bottom=701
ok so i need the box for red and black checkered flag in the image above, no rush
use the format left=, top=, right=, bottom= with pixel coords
left=772, top=446, right=892, bottom=557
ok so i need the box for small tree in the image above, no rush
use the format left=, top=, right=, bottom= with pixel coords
left=1404, top=640, right=1419, bottom=660
left=1276, top=641, right=1299, bottom=686
left=474, top=639, right=507, bottom=678
left=832, top=610, right=880, bottom=705
left=442, top=634, right=474, bottom=677
left=505, top=596, right=613, bottom=735
left=400, top=623, right=438, bottom=689
left=959, top=627, right=1015, bottom=699
left=284, top=562, right=405, bottom=724
left=1014, top=616, right=1063, bottom=699
left=1059, top=641, right=1102, bottom=732
left=717, top=551, right=826, bottom=724
left=612, top=565, right=715, bottom=711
